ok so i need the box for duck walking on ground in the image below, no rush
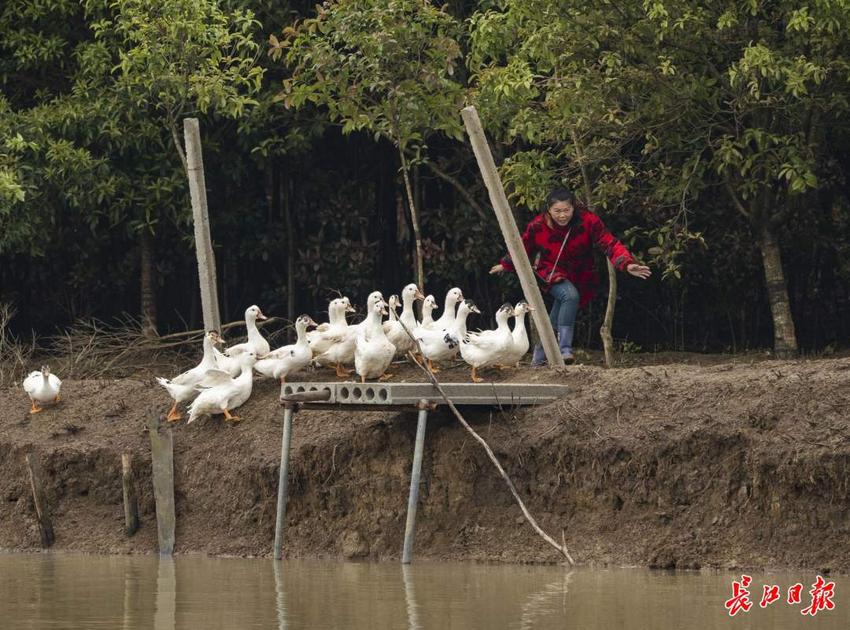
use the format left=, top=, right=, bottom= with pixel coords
left=255, top=315, right=317, bottom=383
left=188, top=351, right=258, bottom=424
left=156, top=330, right=221, bottom=421
left=23, top=366, right=62, bottom=414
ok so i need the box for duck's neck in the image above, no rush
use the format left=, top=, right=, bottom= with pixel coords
left=454, top=308, right=470, bottom=337
left=295, top=322, right=310, bottom=347
left=400, top=294, right=417, bottom=327
left=512, top=312, right=528, bottom=340
left=438, top=298, right=457, bottom=326
left=328, top=305, right=344, bottom=327
left=41, top=372, right=50, bottom=385
left=200, top=336, right=217, bottom=368
left=496, top=312, right=511, bottom=332
left=366, top=308, right=385, bottom=337
left=237, top=362, right=254, bottom=380
left=421, top=306, right=434, bottom=326
left=245, top=313, right=262, bottom=342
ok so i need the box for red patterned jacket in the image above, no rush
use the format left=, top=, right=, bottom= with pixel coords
left=500, top=209, right=635, bottom=308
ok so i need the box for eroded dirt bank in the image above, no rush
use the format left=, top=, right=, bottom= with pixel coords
left=1, top=357, right=848, bottom=572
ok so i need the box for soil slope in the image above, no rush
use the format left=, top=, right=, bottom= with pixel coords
left=1, top=357, right=848, bottom=572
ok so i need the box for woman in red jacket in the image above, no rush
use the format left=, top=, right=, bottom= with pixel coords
left=490, top=188, right=651, bottom=365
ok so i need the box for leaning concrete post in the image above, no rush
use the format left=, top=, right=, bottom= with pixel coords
left=461, top=106, right=564, bottom=368
left=184, top=118, right=221, bottom=334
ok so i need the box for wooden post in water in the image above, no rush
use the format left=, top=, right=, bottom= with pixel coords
left=461, top=105, right=564, bottom=368
left=122, top=453, right=140, bottom=536
left=184, top=117, right=221, bottom=334
left=148, top=414, right=176, bottom=555
left=24, top=451, right=54, bottom=548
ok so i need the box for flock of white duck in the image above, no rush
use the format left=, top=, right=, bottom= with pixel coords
left=23, top=284, right=535, bottom=424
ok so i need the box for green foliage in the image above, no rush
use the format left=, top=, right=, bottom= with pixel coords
left=278, top=0, right=465, bottom=152
left=94, top=0, right=264, bottom=124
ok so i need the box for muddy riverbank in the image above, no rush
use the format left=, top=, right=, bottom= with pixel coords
left=1, top=357, right=848, bottom=572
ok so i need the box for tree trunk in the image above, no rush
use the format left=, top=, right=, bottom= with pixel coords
left=757, top=223, right=798, bottom=356
left=140, top=229, right=157, bottom=338
left=571, top=127, right=616, bottom=367
left=283, top=171, right=296, bottom=342
left=398, top=148, right=425, bottom=289
left=599, top=260, right=617, bottom=366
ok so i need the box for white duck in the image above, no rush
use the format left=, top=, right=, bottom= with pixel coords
left=429, top=287, right=463, bottom=331
left=156, top=330, right=221, bottom=421
left=254, top=315, right=317, bottom=383
left=307, top=297, right=355, bottom=356
left=317, top=291, right=383, bottom=377
left=414, top=299, right=479, bottom=372
left=461, top=303, right=516, bottom=382
left=188, top=351, right=258, bottom=424
left=355, top=299, right=396, bottom=382
left=383, top=284, right=425, bottom=356
left=418, top=295, right=438, bottom=330
left=215, top=305, right=269, bottom=366
left=502, top=301, right=534, bottom=366
left=23, top=366, right=62, bottom=414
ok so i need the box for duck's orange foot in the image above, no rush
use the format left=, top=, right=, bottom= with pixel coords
left=223, top=409, right=242, bottom=423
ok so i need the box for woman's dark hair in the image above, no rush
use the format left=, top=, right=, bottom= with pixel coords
left=545, top=187, right=577, bottom=210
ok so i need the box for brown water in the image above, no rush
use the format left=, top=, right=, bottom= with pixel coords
left=0, top=554, right=845, bottom=629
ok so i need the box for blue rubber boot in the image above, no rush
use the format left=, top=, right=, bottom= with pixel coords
left=530, top=344, right=547, bottom=367
left=558, top=325, right=575, bottom=364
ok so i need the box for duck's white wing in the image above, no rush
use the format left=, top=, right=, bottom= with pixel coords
left=195, top=369, right=234, bottom=389
left=23, top=372, right=41, bottom=395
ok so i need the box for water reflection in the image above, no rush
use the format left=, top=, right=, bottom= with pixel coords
left=0, top=553, right=846, bottom=629
left=402, top=565, right=421, bottom=630
left=154, top=557, right=175, bottom=630
left=274, top=559, right=287, bottom=630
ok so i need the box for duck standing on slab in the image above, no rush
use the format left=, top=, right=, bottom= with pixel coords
left=214, top=305, right=269, bottom=373
left=415, top=299, right=479, bottom=373
left=314, top=294, right=371, bottom=377
left=156, top=330, right=221, bottom=421
left=188, top=351, right=258, bottom=424
left=23, top=366, right=62, bottom=414
left=502, top=301, right=534, bottom=367
left=384, top=284, right=425, bottom=356
left=307, top=297, right=355, bottom=356
left=460, top=303, right=515, bottom=382
left=254, top=315, right=318, bottom=383
left=355, top=298, right=396, bottom=382
left=430, top=287, right=463, bottom=331
left=418, top=295, right=438, bottom=330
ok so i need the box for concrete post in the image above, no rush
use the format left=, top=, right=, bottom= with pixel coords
left=461, top=106, right=564, bottom=368
left=183, top=118, right=221, bottom=334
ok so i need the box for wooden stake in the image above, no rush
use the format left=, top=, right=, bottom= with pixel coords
left=184, top=117, right=221, bottom=334
left=148, top=414, right=176, bottom=555
left=122, top=453, right=140, bottom=537
left=24, top=452, right=54, bottom=548
left=461, top=106, right=564, bottom=368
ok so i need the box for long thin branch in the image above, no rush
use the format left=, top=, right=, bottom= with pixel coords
left=398, top=320, right=575, bottom=565
left=421, top=159, right=489, bottom=222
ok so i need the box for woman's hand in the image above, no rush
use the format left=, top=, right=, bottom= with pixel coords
left=489, top=263, right=505, bottom=275
left=627, top=263, right=651, bottom=280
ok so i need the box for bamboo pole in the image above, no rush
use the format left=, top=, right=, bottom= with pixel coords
left=122, top=453, right=140, bottom=536
left=184, top=118, right=221, bottom=334
left=461, top=106, right=563, bottom=368
left=24, top=452, right=54, bottom=548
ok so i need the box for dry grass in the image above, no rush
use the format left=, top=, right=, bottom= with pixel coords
left=0, top=304, right=292, bottom=387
